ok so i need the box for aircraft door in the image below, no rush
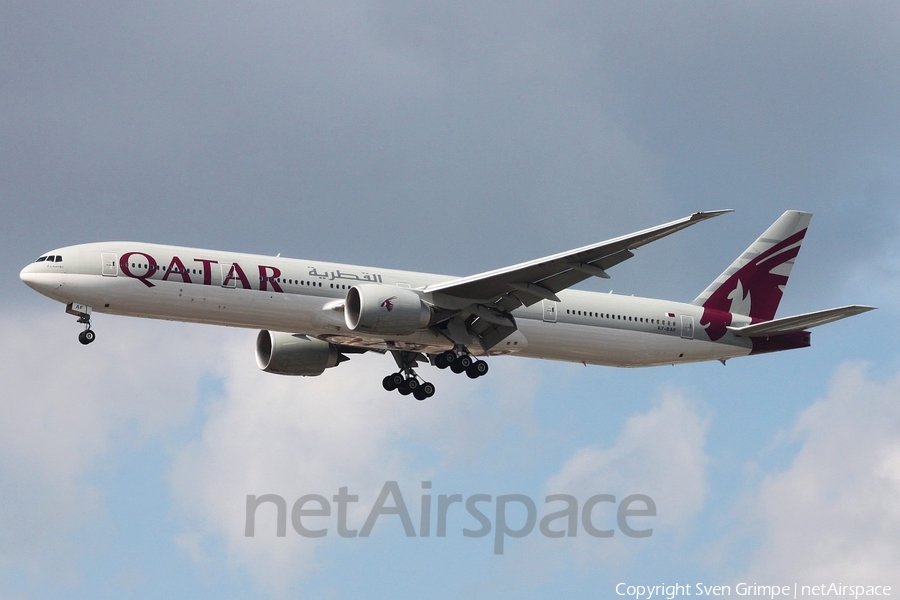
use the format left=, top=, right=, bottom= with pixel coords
left=101, top=253, right=118, bottom=276
left=680, top=315, right=694, bottom=339
left=542, top=300, right=558, bottom=323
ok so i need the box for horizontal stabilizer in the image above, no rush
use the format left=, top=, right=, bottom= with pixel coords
left=727, top=305, right=875, bottom=337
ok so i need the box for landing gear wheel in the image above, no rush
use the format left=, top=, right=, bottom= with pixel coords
left=414, top=381, right=436, bottom=401
left=438, top=350, right=456, bottom=367
left=398, top=380, right=412, bottom=395
left=466, top=360, right=488, bottom=378
left=78, top=330, right=96, bottom=345
left=450, top=354, right=472, bottom=374
left=406, top=378, right=420, bottom=392
left=381, top=373, right=403, bottom=392
left=435, top=354, right=449, bottom=369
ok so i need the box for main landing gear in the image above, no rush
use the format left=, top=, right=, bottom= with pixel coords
left=434, top=349, right=489, bottom=379
left=383, top=348, right=489, bottom=401
left=66, top=302, right=96, bottom=345
left=383, top=350, right=436, bottom=400
left=382, top=372, right=436, bottom=401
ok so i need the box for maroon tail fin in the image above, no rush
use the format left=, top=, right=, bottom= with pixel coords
left=693, top=211, right=812, bottom=338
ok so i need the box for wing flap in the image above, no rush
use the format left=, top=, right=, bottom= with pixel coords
left=727, top=305, right=875, bottom=337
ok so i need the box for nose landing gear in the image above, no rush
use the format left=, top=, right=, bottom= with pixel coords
left=66, top=302, right=96, bottom=345
left=77, top=326, right=96, bottom=345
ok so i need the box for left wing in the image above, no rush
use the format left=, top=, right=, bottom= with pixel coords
left=424, top=210, right=732, bottom=312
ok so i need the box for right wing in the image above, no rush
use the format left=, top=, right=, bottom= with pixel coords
left=424, top=210, right=733, bottom=313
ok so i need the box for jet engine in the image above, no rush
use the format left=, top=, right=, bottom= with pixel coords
left=255, top=330, right=345, bottom=376
left=344, top=284, right=432, bottom=335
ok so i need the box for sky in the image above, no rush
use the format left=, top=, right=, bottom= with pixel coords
left=2, top=1, right=900, bottom=598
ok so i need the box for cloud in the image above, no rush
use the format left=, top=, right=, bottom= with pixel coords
left=0, top=311, right=224, bottom=590
left=546, top=389, right=710, bottom=530
left=0, top=307, right=542, bottom=595
left=496, top=389, right=711, bottom=586
left=167, top=339, right=542, bottom=596
left=744, top=363, right=900, bottom=586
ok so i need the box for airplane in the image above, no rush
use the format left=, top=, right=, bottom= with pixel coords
left=20, top=210, right=874, bottom=400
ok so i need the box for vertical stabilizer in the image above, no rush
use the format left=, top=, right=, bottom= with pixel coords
left=693, top=211, right=812, bottom=325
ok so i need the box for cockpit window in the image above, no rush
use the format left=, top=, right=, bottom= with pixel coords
left=53, top=255, right=63, bottom=262
left=36, top=256, right=47, bottom=262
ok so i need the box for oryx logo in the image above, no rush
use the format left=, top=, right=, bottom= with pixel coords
left=727, top=279, right=752, bottom=316
left=381, top=296, right=397, bottom=312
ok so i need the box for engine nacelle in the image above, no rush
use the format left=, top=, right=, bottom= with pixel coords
left=255, top=330, right=343, bottom=376
left=344, top=284, right=431, bottom=335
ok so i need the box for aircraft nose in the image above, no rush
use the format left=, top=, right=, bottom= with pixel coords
left=20, top=264, right=39, bottom=288
left=20, top=257, right=67, bottom=298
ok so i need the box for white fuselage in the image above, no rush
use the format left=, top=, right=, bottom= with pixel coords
left=20, top=242, right=753, bottom=367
